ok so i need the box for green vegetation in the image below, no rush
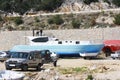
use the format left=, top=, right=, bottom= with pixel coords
left=48, top=15, right=64, bottom=25
left=13, top=17, right=24, bottom=25
left=71, top=19, right=81, bottom=29
left=35, top=0, right=63, bottom=11
left=86, top=75, right=94, bottom=80
left=114, top=14, right=120, bottom=25
left=72, top=67, right=88, bottom=73
left=112, top=0, right=120, bottom=7
left=0, top=0, right=63, bottom=15
left=59, top=67, right=88, bottom=74
left=103, top=0, right=111, bottom=5
left=0, top=16, right=3, bottom=21
left=83, top=0, right=99, bottom=5
left=34, top=17, right=40, bottom=22
left=0, top=0, right=117, bottom=30
left=6, top=25, right=14, bottom=31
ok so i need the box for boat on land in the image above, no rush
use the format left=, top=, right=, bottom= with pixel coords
left=10, top=30, right=104, bottom=57
left=10, top=37, right=104, bottom=57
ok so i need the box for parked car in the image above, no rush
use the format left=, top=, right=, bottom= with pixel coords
left=111, top=50, right=120, bottom=59
left=0, top=51, right=10, bottom=62
left=5, top=50, right=44, bottom=71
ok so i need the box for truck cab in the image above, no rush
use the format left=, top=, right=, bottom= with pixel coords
left=5, top=51, right=44, bottom=71
left=111, top=50, right=120, bottom=59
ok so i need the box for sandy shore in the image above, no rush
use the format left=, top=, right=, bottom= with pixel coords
left=1, top=58, right=120, bottom=80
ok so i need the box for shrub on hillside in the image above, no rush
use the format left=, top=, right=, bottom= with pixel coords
left=112, top=0, right=120, bottom=7
left=86, top=75, right=93, bottom=80
left=71, top=19, right=81, bottom=29
left=0, top=16, right=3, bottom=21
left=34, top=17, right=40, bottom=22
left=114, top=14, right=120, bottom=25
left=83, top=0, right=99, bottom=5
left=47, top=15, right=64, bottom=25
left=14, top=17, right=24, bottom=25
left=36, top=0, right=64, bottom=11
left=48, top=18, right=54, bottom=24
left=7, top=25, right=14, bottom=31
left=0, top=0, right=64, bottom=15
left=103, top=0, right=111, bottom=5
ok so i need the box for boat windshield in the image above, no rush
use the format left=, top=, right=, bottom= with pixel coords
left=32, top=37, right=48, bottom=42
left=11, top=52, right=29, bottom=59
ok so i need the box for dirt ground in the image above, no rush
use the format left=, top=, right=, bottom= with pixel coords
left=1, top=58, right=120, bottom=80
left=58, top=58, right=120, bottom=80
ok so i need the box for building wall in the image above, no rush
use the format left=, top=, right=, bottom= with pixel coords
left=0, top=27, right=120, bottom=51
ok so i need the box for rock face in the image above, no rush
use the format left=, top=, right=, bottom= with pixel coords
left=59, top=0, right=116, bottom=12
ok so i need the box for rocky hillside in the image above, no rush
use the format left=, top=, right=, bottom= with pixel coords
left=0, top=0, right=118, bottom=15
left=0, top=0, right=120, bottom=30
left=58, top=0, right=116, bottom=12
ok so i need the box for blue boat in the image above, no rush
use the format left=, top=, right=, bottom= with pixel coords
left=10, top=35, right=104, bottom=57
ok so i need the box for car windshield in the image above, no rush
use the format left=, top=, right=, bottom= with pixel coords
left=0, top=52, right=7, bottom=56
left=11, top=52, right=28, bottom=59
left=0, top=52, right=4, bottom=55
left=40, top=50, right=51, bottom=57
left=0, top=52, right=5, bottom=54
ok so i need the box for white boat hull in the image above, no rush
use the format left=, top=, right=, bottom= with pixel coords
left=10, top=44, right=104, bottom=57
left=0, top=70, right=25, bottom=80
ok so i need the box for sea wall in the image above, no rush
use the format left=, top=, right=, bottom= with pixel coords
left=0, top=27, right=120, bottom=51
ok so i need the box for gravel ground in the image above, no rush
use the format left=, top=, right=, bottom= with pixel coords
left=1, top=58, right=120, bottom=80
left=59, top=58, right=120, bottom=79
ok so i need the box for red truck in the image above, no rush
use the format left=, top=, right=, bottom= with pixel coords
left=102, top=40, right=120, bottom=56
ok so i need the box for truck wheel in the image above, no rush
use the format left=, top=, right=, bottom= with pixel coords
left=22, top=65, right=28, bottom=71
left=6, top=67, right=12, bottom=70
left=0, top=60, right=4, bottom=62
left=104, top=48, right=111, bottom=57
left=112, top=57, right=115, bottom=60
left=53, top=61, right=57, bottom=67
left=84, top=57, right=91, bottom=60
left=36, top=63, right=42, bottom=70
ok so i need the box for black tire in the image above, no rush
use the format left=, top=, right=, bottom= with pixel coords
left=0, top=60, right=4, bottom=62
left=6, top=67, right=12, bottom=70
left=112, top=57, right=115, bottom=60
left=36, top=63, right=42, bottom=70
left=83, top=57, right=87, bottom=59
left=104, top=48, right=111, bottom=57
left=22, top=65, right=28, bottom=71
left=83, top=57, right=91, bottom=60
left=53, top=61, right=57, bottom=67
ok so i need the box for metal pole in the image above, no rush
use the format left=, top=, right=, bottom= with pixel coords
left=33, top=29, right=34, bottom=36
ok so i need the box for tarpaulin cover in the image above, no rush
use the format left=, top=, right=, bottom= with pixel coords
left=104, top=40, right=120, bottom=45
